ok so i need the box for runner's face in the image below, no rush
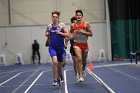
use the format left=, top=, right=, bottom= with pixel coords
left=76, top=13, right=82, bottom=21
left=52, top=14, right=59, bottom=23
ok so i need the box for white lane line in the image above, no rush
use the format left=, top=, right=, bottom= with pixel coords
left=10, top=70, right=51, bottom=93
left=0, top=70, right=36, bottom=80
left=108, top=67, right=140, bottom=82
left=95, top=63, right=133, bottom=68
left=24, top=71, right=44, bottom=93
left=12, top=68, right=41, bottom=93
left=0, top=73, right=21, bottom=86
left=0, top=67, right=31, bottom=75
left=86, top=68, right=115, bottom=93
left=64, top=70, right=68, bottom=93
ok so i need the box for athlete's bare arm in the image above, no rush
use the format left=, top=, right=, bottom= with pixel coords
left=45, top=24, right=51, bottom=37
left=70, top=24, right=74, bottom=33
left=55, top=23, right=69, bottom=37
left=68, top=24, right=75, bottom=39
left=80, top=22, right=93, bottom=37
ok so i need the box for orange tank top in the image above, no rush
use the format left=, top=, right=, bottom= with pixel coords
left=73, top=21, right=86, bottom=31
left=72, top=21, right=88, bottom=43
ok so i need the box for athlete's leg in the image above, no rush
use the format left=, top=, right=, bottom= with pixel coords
left=60, top=59, right=65, bottom=82
left=62, top=51, right=67, bottom=68
left=73, top=46, right=83, bottom=80
left=70, top=46, right=77, bottom=76
left=49, top=46, right=58, bottom=86
left=71, top=55, right=77, bottom=76
left=51, top=56, right=58, bottom=80
left=57, top=61, right=62, bottom=86
left=57, top=50, right=65, bottom=86
left=82, top=50, right=88, bottom=71
left=82, top=50, right=88, bottom=77
left=61, top=59, right=66, bottom=67
left=60, top=51, right=67, bottom=82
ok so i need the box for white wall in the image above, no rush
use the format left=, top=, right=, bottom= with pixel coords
left=89, top=22, right=108, bottom=61
left=0, top=22, right=109, bottom=65
left=0, top=0, right=105, bottom=26
left=0, top=0, right=9, bottom=26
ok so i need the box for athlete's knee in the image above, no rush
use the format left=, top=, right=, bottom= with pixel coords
left=77, top=57, right=82, bottom=63
left=52, top=60, right=58, bottom=66
left=57, top=63, right=62, bottom=68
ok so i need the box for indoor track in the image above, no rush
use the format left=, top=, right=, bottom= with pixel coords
left=0, top=61, right=140, bottom=93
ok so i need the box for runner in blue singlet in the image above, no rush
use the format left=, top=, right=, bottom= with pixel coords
left=45, top=11, right=69, bottom=86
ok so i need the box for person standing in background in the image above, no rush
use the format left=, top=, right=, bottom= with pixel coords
left=32, top=40, right=41, bottom=64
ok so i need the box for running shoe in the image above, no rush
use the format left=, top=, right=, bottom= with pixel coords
left=57, top=79, right=61, bottom=87
left=60, top=73, right=64, bottom=83
left=76, top=75, right=79, bottom=82
left=60, top=74, right=64, bottom=81
left=61, top=80, right=64, bottom=83
left=79, top=77, right=84, bottom=82
left=52, top=80, right=57, bottom=86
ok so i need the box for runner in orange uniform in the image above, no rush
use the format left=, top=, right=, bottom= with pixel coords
left=70, top=10, right=93, bottom=82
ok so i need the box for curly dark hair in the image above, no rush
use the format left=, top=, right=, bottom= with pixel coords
left=70, top=16, right=77, bottom=23
left=75, top=9, right=83, bottom=17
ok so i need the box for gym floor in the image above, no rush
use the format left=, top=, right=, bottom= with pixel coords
left=0, top=61, right=140, bottom=93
